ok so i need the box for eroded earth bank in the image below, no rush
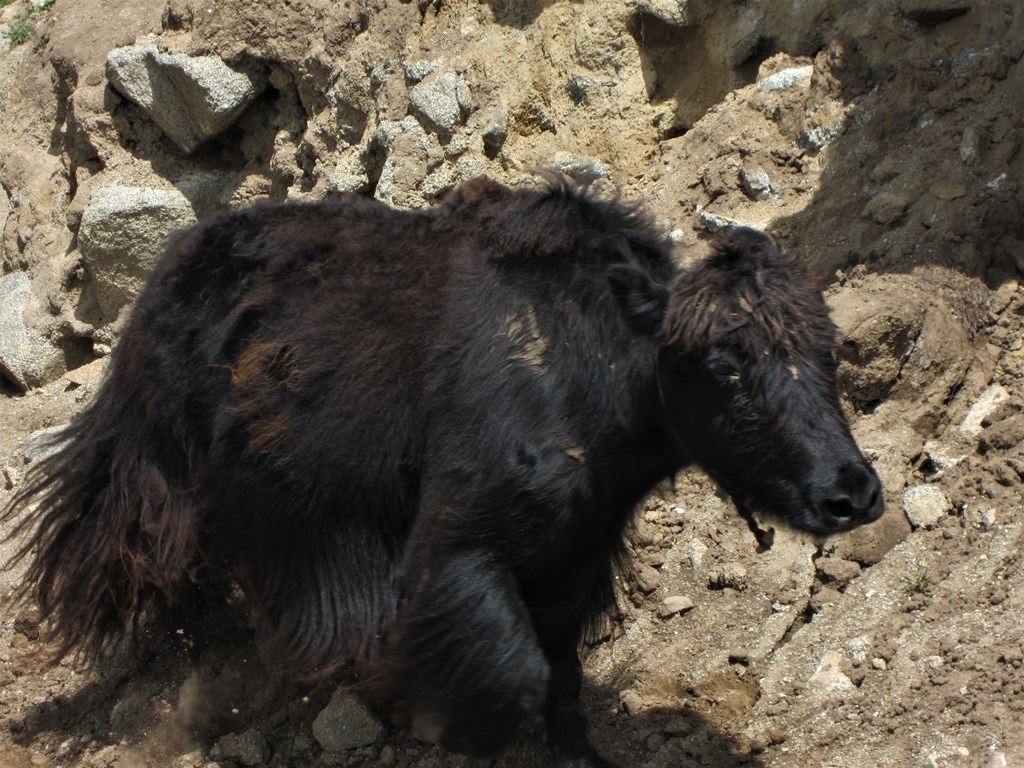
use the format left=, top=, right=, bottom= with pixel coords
left=1, top=1, right=1023, bottom=766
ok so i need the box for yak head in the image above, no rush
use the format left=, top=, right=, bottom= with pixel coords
left=651, top=228, right=883, bottom=535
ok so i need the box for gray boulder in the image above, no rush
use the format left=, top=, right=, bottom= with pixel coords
left=0, top=272, right=64, bottom=391
left=106, top=45, right=265, bottom=153
left=409, top=70, right=471, bottom=136
left=78, top=185, right=198, bottom=320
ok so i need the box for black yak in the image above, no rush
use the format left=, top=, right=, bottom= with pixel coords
left=3, top=176, right=883, bottom=767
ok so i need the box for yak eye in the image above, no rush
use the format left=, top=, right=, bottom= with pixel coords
left=707, top=355, right=743, bottom=387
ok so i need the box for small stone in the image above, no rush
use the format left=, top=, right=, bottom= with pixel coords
left=740, top=166, right=772, bottom=201
left=3, top=466, right=18, bottom=490
left=326, top=159, right=371, bottom=194
left=960, top=125, right=982, bottom=165
left=757, top=66, right=813, bottom=92
left=987, top=752, right=1007, bottom=768
left=403, top=59, right=440, bottom=83
left=807, top=651, right=855, bottom=696
left=698, top=208, right=741, bottom=235
left=552, top=152, right=610, bottom=183
left=619, top=689, right=644, bottom=716
left=986, top=173, right=1008, bottom=191
left=444, top=132, right=472, bottom=159
left=646, top=733, right=666, bottom=752
left=708, top=562, right=747, bottom=590
left=64, top=358, right=107, bottom=386
left=816, top=556, right=862, bottom=587
left=809, top=585, right=843, bottom=613
left=421, top=165, right=456, bottom=200
left=172, top=750, right=204, bottom=768
left=78, top=185, right=199, bottom=319
left=683, top=539, right=707, bottom=568
left=372, top=117, right=433, bottom=209
left=899, top=0, right=971, bottom=25
left=312, top=690, right=385, bottom=751
left=921, top=439, right=966, bottom=472
left=409, top=71, right=470, bottom=135
left=13, top=607, right=40, bottom=640
left=217, top=729, right=266, bottom=767
left=902, top=485, right=951, bottom=529
left=481, top=106, right=508, bottom=152
left=658, top=595, right=694, bottom=618
left=109, top=690, right=150, bottom=731
left=871, top=657, right=887, bottom=670
left=636, top=563, right=661, bottom=594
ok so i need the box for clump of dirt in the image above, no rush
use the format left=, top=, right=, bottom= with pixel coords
left=1, top=0, right=1023, bottom=766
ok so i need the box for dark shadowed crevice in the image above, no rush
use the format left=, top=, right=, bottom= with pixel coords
left=629, top=11, right=763, bottom=138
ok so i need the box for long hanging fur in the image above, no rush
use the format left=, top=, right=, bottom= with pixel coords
left=3, top=338, right=200, bottom=662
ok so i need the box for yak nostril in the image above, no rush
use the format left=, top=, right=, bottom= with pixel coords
left=822, top=463, right=884, bottom=523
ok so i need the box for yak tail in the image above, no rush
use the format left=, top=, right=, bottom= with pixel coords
left=2, top=371, right=200, bottom=663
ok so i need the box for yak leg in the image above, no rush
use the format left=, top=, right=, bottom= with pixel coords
left=543, top=633, right=617, bottom=768
left=386, top=549, right=550, bottom=758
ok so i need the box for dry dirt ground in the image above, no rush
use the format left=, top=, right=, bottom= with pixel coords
left=2, top=1, right=1024, bottom=767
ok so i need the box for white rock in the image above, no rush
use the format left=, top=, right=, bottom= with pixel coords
left=807, top=651, right=855, bottom=696
left=959, top=384, right=1009, bottom=437
left=758, top=66, right=813, bottom=92
left=922, top=439, right=966, bottom=472
left=326, top=154, right=370, bottom=194
left=740, top=166, right=772, bottom=201
left=682, top=539, right=708, bottom=568
left=902, top=485, right=951, bottom=529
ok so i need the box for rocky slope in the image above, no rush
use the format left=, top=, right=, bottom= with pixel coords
left=1, top=1, right=1022, bottom=766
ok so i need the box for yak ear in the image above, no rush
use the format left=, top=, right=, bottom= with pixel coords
left=713, top=226, right=779, bottom=266
left=608, top=258, right=669, bottom=337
